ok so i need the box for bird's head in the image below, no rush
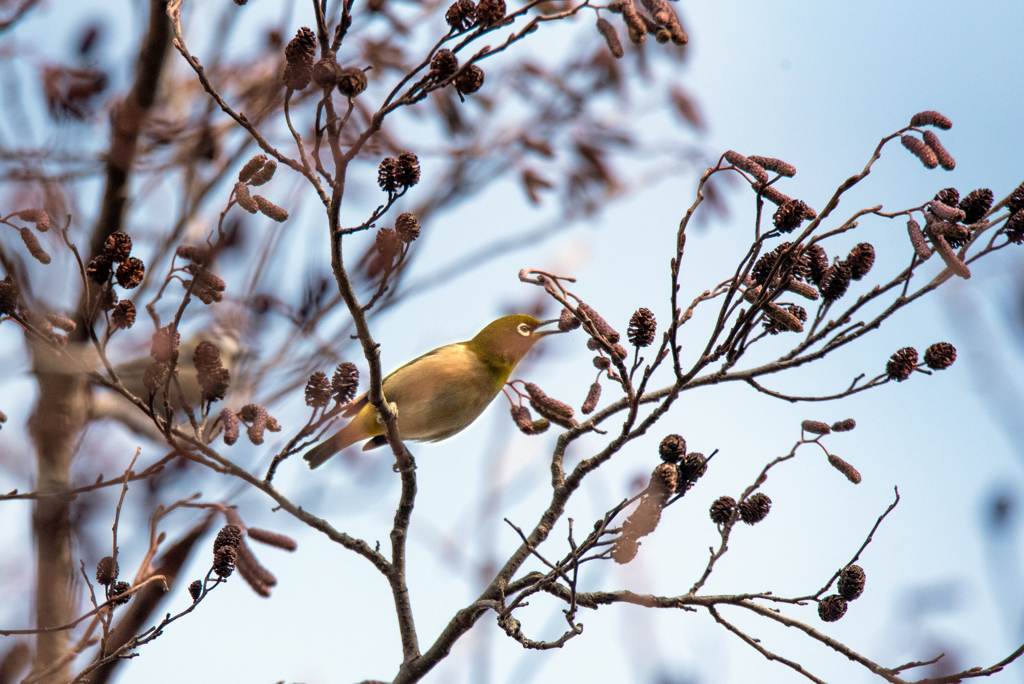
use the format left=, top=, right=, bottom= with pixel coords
left=468, top=314, right=563, bottom=368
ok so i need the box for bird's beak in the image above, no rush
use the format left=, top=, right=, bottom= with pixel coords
left=535, top=319, right=564, bottom=337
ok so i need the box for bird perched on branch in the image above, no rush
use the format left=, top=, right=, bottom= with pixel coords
left=304, top=314, right=562, bottom=468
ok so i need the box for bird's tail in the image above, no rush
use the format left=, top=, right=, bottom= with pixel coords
left=304, top=417, right=370, bottom=469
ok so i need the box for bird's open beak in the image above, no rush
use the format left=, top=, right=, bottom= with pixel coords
left=535, top=319, right=564, bottom=336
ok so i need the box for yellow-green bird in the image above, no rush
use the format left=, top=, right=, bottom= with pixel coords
left=304, top=314, right=562, bottom=468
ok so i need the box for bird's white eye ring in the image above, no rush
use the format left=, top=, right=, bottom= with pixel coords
left=517, top=323, right=530, bottom=337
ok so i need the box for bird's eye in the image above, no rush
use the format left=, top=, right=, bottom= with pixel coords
left=517, top=323, right=530, bottom=337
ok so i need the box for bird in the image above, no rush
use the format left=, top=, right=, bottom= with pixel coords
left=87, top=324, right=245, bottom=440
left=304, top=314, right=562, bottom=469
left=111, top=325, right=243, bottom=412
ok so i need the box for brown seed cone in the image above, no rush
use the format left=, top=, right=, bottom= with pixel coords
left=751, top=241, right=790, bottom=286
left=188, top=579, right=203, bottom=601
left=659, top=434, right=686, bottom=463
left=922, top=130, right=955, bottom=170
left=253, top=195, right=289, bottom=222
left=96, top=556, right=119, bottom=585
left=445, top=0, right=477, bottom=30
left=221, top=407, right=240, bottom=445
left=283, top=27, right=316, bottom=90
left=99, top=287, right=119, bottom=314
left=430, top=49, right=459, bottom=80
left=773, top=199, right=810, bottom=233
left=802, top=420, right=831, bottom=435
left=748, top=155, right=796, bottom=177
left=831, top=418, right=856, bottom=432
left=375, top=227, right=402, bottom=263
left=238, top=155, right=267, bottom=183
left=805, top=244, right=829, bottom=286
left=596, top=17, right=624, bottom=58
left=959, top=188, right=994, bottom=224
left=248, top=159, right=277, bottom=186
left=923, top=341, right=956, bottom=370
left=934, top=187, right=959, bottom=209
left=558, top=307, right=581, bottom=331
left=475, top=0, right=506, bottom=26
left=910, top=110, right=952, bottom=130
left=847, top=243, right=875, bottom=281
left=653, top=462, right=678, bottom=494
left=338, top=67, right=368, bottom=97
left=332, top=362, right=359, bottom=404
left=378, top=157, right=399, bottom=192
left=215, top=524, right=243, bottom=551
left=901, top=135, right=938, bottom=169
left=150, top=324, right=179, bottom=364
left=0, top=275, right=19, bottom=315
left=593, top=355, right=611, bottom=370
left=108, top=297, right=130, bottom=324
left=886, top=346, right=918, bottom=382
left=115, top=257, right=145, bottom=288
left=739, top=492, right=771, bottom=525
left=395, top=212, right=420, bottom=243
left=724, top=150, right=768, bottom=184
left=19, top=227, right=50, bottom=264
left=396, top=151, right=421, bottom=187
left=627, top=307, right=656, bottom=347
left=930, top=200, right=966, bottom=223
left=709, top=496, right=736, bottom=524
left=304, top=372, right=332, bottom=409
left=311, top=55, right=343, bottom=88
left=1005, top=181, right=1024, bottom=216
left=838, top=565, right=866, bottom=601
left=212, top=545, right=237, bottom=578
left=102, top=231, right=132, bottom=262
left=933, top=234, right=971, bottom=278
left=818, top=594, right=848, bottom=622
left=581, top=382, right=601, bottom=414
left=110, top=581, right=132, bottom=606
left=819, top=260, right=852, bottom=301
left=907, top=217, right=932, bottom=260
left=1006, top=210, right=1024, bottom=245
left=142, top=361, right=171, bottom=395
left=677, top=452, right=707, bottom=482
left=827, top=453, right=862, bottom=484
left=454, top=65, right=485, bottom=94
left=194, top=341, right=230, bottom=402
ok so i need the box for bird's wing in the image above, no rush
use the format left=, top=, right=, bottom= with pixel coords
left=339, top=345, right=451, bottom=418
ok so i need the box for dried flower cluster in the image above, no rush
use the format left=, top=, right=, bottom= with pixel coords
left=212, top=524, right=242, bottom=578
left=378, top=151, right=421, bottom=194
left=332, top=362, right=360, bottom=404
left=193, top=341, right=231, bottom=403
